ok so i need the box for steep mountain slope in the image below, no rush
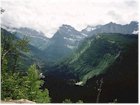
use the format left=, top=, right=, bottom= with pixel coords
left=1, top=28, right=49, bottom=70
left=84, top=34, right=138, bottom=102
left=44, top=24, right=87, bottom=62
left=44, top=33, right=138, bottom=103
left=14, top=27, right=50, bottom=50
left=81, top=21, right=138, bottom=36
left=47, top=33, right=138, bottom=84
left=2, top=21, right=138, bottom=63
left=2, top=26, right=50, bottom=50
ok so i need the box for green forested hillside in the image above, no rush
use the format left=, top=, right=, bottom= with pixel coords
left=1, top=28, right=138, bottom=103
left=44, top=33, right=138, bottom=103
left=48, top=33, right=138, bottom=84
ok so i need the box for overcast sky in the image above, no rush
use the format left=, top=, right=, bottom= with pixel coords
left=1, top=0, right=139, bottom=38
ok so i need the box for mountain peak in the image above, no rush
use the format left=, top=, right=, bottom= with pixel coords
left=55, top=24, right=82, bottom=37
left=81, top=21, right=138, bottom=36
left=18, top=27, right=46, bottom=37
left=59, top=24, right=75, bottom=30
left=130, top=21, right=138, bottom=25
left=84, top=26, right=96, bottom=32
left=106, top=22, right=117, bottom=25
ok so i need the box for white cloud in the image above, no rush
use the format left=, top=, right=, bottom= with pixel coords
left=1, top=0, right=139, bottom=38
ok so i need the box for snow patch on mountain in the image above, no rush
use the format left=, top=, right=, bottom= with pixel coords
left=75, top=81, right=83, bottom=86
left=82, top=33, right=88, bottom=37
left=86, top=27, right=96, bottom=32
left=132, top=30, right=139, bottom=34
left=74, top=35, right=84, bottom=39
left=64, top=37, right=75, bottom=42
left=1, top=25, right=16, bottom=33
left=66, top=45, right=75, bottom=49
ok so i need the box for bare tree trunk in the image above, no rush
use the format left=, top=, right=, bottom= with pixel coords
left=96, top=78, right=103, bottom=103
left=2, top=49, right=11, bottom=60
left=12, top=53, right=19, bottom=73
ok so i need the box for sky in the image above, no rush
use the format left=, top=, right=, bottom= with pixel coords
left=1, top=0, right=139, bottom=38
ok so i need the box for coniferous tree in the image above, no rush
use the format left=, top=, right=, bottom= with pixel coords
left=26, top=64, right=51, bottom=103
left=1, top=30, right=51, bottom=103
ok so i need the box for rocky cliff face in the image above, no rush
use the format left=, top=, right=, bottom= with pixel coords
left=44, top=24, right=87, bottom=62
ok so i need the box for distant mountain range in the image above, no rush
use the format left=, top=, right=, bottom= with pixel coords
left=1, top=21, right=138, bottom=103
left=15, top=27, right=50, bottom=50
left=81, top=21, right=138, bottom=36
left=1, top=21, right=139, bottom=62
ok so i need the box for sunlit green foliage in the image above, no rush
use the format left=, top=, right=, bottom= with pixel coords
left=1, top=29, right=50, bottom=103
left=26, top=64, right=51, bottom=103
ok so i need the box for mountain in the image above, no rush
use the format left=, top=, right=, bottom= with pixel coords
left=81, top=21, right=138, bottom=36
left=44, top=33, right=138, bottom=103
left=14, top=27, right=50, bottom=50
left=81, top=25, right=102, bottom=35
left=1, top=28, right=49, bottom=70
left=47, top=33, right=138, bottom=83
left=2, top=21, right=138, bottom=63
left=1, top=26, right=50, bottom=51
left=44, top=24, right=87, bottom=62
left=1, top=21, right=138, bottom=103
left=2, top=25, right=87, bottom=63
